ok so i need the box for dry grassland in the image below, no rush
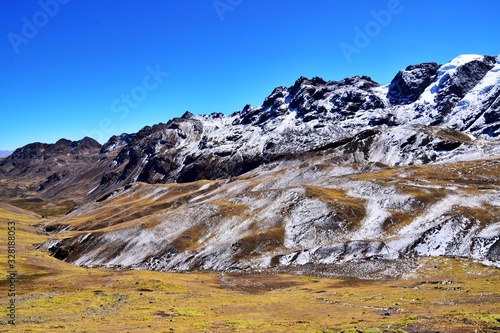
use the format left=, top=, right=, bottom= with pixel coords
left=0, top=203, right=499, bottom=333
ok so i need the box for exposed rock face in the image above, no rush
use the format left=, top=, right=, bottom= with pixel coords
left=431, top=56, right=497, bottom=124
left=42, top=155, right=500, bottom=274
left=2, top=54, right=500, bottom=274
left=85, top=55, right=499, bottom=197
left=387, top=62, right=439, bottom=104
left=3, top=54, right=499, bottom=201
left=99, top=133, right=135, bottom=154
left=0, top=137, right=106, bottom=200
left=0, top=137, right=101, bottom=176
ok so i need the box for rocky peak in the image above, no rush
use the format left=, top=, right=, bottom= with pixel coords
left=181, top=110, right=195, bottom=119
left=2, top=137, right=101, bottom=167
left=71, top=137, right=102, bottom=152
left=2, top=54, right=499, bottom=202
left=237, top=74, right=386, bottom=129
left=262, top=86, right=287, bottom=108
left=387, top=62, right=439, bottom=104
left=289, top=76, right=311, bottom=95
left=337, top=75, right=378, bottom=89
left=6, top=142, right=49, bottom=162
left=100, top=133, right=135, bottom=154
left=432, top=56, right=497, bottom=120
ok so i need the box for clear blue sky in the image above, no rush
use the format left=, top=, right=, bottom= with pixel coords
left=1, top=0, right=499, bottom=150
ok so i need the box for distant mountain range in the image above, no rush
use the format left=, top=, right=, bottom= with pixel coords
left=2, top=54, right=499, bottom=276
left=0, top=150, right=13, bottom=158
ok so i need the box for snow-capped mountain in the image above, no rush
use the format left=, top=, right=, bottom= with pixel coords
left=87, top=54, right=500, bottom=198
left=2, top=54, right=498, bottom=200
left=1, top=54, right=499, bottom=275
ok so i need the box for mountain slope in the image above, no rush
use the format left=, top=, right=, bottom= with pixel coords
left=0, top=137, right=109, bottom=203
left=2, top=55, right=499, bottom=202
left=1, top=54, right=499, bottom=274
left=42, top=154, right=500, bottom=274
left=92, top=54, right=500, bottom=196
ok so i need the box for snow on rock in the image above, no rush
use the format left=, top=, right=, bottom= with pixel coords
left=44, top=154, right=500, bottom=273
left=417, top=54, right=485, bottom=106
left=35, top=54, right=500, bottom=275
left=444, top=56, right=500, bottom=136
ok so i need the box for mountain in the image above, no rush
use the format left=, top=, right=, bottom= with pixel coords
left=42, top=156, right=500, bottom=276
left=0, top=137, right=110, bottom=201
left=1, top=54, right=499, bottom=276
left=84, top=54, right=500, bottom=198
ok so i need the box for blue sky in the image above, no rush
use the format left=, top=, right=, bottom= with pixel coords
left=1, top=0, right=499, bottom=150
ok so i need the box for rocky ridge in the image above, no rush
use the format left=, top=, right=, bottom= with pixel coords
left=1, top=54, right=499, bottom=275
left=91, top=54, right=500, bottom=197
left=2, top=54, right=499, bottom=200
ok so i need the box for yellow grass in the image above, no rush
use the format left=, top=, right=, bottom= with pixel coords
left=305, top=186, right=366, bottom=230
left=0, top=203, right=499, bottom=333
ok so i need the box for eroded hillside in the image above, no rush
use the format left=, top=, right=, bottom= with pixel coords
left=41, top=154, right=500, bottom=274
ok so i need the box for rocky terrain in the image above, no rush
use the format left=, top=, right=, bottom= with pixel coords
left=2, top=198, right=499, bottom=332
left=1, top=54, right=499, bottom=276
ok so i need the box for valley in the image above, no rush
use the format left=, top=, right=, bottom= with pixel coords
left=0, top=202, right=499, bottom=332
left=1, top=54, right=499, bottom=332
